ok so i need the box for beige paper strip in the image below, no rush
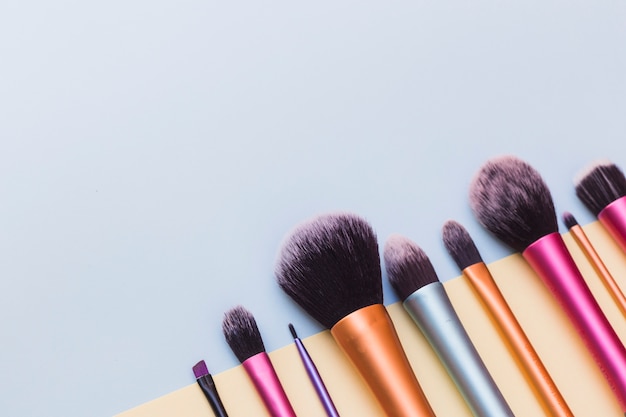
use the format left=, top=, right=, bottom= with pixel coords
left=115, top=222, right=626, bottom=417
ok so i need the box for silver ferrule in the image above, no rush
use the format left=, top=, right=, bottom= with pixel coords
left=403, top=282, right=514, bottom=417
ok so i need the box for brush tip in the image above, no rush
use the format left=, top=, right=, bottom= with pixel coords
left=288, top=323, right=298, bottom=339
left=222, top=305, right=265, bottom=363
left=562, top=211, right=578, bottom=229
left=193, top=360, right=209, bottom=379
left=275, top=212, right=382, bottom=329
left=384, top=234, right=439, bottom=301
left=574, top=161, right=626, bottom=216
left=442, top=220, right=483, bottom=270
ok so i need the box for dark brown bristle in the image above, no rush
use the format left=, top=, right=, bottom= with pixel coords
left=562, top=211, right=579, bottom=230
left=575, top=162, right=626, bottom=216
left=275, top=212, right=382, bottom=329
left=383, top=235, right=439, bottom=301
left=222, top=305, right=265, bottom=363
left=469, top=156, right=558, bottom=253
left=442, top=220, right=483, bottom=271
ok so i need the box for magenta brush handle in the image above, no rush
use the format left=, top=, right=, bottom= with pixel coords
left=599, top=196, right=626, bottom=254
left=524, top=232, right=626, bottom=411
left=242, top=352, right=297, bottom=417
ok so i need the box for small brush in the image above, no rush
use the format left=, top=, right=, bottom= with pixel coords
left=470, top=155, right=626, bottom=412
left=575, top=161, right=626, bottom=253
left=563, top=212, right=626, bottom=319
left=192, top=360, right=229, bottom=417
left=443, top=220, right=573, bottom=417
left=275, top=212, right=435, bottom=417
left=222, top=306, right=296, bottom=417
left=384, top=234, right=513, bottom=417
left=289, top=323, right=340, bottom=417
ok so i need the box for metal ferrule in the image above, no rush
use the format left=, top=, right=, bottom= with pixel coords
left=403, top=282, right=513, bottom=417
left=599, top=195, right=626, bottom=254
left=242, top=352, right=297, bottom=417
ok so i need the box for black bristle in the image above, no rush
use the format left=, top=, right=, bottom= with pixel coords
left=222, top=305, right=265, bottom=363
left=383, top=234, right=439, bottom=301
left=288, top=323, right=298, bottom=339
left=442, top=220, right=483, bottom=270
left=575, top=162, right=626, bottom=216
left=562, top=211, right=579, bottom=230
left=275, top=212, right=382, bottom=329
left=469, top=156, right=558, bottom=253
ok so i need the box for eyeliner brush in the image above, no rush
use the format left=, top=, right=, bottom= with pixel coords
left=562, top=211, right=626, bottom=319
left=289, top=323, right=340, bottom=417
left=192, top=360, right=229, bottom=417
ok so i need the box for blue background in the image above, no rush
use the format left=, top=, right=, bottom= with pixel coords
left=1, top=1, right=626, bottom=416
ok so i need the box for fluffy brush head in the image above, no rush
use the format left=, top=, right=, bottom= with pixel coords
left=575, top=162, right=626, bottom=216
left=383, top=234, right=439, bottom=301
left=222, top=305, right=265, bottom=363
left=562, top=211, right=579, bottom=230
left=275, top=212, right=382, bottom=329
left=469, top=156, right=558, bottom=253
left=442, top=220, right=483, bottom=270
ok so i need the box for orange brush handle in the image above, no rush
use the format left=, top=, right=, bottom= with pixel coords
left=569, top=224, right=626, bottom=319
left=330, top=304, right=435, bottom=417
left=464, top=263, right=573, bottom=417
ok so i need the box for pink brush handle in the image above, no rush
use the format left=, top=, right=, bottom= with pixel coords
left=599, top=196, right=626, bottom=254
left=243, top=352, right=297, bottom=417
left=524, top=232, right=626, bottom=411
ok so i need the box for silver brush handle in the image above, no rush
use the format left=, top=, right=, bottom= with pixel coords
left=403, top=282, right=514, bottom=417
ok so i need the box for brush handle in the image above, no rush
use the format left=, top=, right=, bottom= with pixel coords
left=293, top=337, right=340, bottom=417
left=330, top=304, right=435, bottom=417
left=403, top=282, right=513, bottom=417
left=599, top=196, right=626, bottom=254
left=196, top=374, right=230, bottom=417
left=463, top=262, right=573, bottom=417
left=242, top=352, right=297, bottom=417
left=524, top=232, right=626, bottom=412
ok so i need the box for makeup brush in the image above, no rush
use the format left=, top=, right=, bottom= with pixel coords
left=442, top=220, right=573, bottom=417
left=222, top=306, right=297, bottom=417
left=563, top=212, right=626, bottom=319
left=275, top=212, right=435, bottom=417
left=575, top=161, right=626, bottom=253
left=470, top=155, right=626, bottom=412
left=289, top=323, right=340, bottom=417
left=384, top=234, right=513, bottom=417
left=192, top=360, right=229, bottom=417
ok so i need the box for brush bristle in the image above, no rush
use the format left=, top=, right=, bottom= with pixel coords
left=469, top=156, right=558, bottom=252
left=288, top=323, right=298, bottom=339
left=575, top=162, right=626, bottom=216
left=384, top=235, right=439, bottom=301
left=222, top=305, right=265, bottom=363
left=442, top=220, right=483, bottom=270
left=562, top=211, right=578, bottom=230
left=275, top=212, right=382, bottom=329
left=192, top=360, right=209, bottom=379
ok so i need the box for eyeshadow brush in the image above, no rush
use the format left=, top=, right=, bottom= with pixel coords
left=192, top=360, right=229, bottom=417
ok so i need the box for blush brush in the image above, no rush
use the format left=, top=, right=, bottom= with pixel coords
left=222, top=305, right=297, bottom=417
left=442, top=220, right=573, bottom=417
left=275, top=212, right=435, bottom=417
left=384, top=234, right=513, bottom=417
left=469, top=155, right=626, bottom=412
left=575, top=161, right=626, bottom=253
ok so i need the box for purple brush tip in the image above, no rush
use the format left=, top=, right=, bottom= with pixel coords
left=193, top=360, right=209, bottom=379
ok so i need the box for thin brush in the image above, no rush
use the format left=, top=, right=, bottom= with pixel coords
left=222, top=306, right=296, bottom=417
left=385, top=234, right=513, bottom=417
left=275, top=212, right=435, bottom=417
left=470, top=155, right=626, bottom=412
left=563, top=212, right=626, bottom=319
left=289, top=324, right=340, bottom=417
left=192, top=360, right=229, bottom=417
left=443, top=220, right=573, bottom=417
left=575, top=161, right=626, bottom=253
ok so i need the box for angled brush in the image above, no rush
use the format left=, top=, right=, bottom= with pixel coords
left=575, top=161, right=626, bottom=254
left=385, top=234, right=513, bottom=417
left=192, top=360, right=229, bottom=417
left=470, top=155, right=626, bottom=412
left=443, top=220, right=573, bottom=417
left=222, top=306, right=296, bottom=417
left=275, top=212, right=435, bottom=417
